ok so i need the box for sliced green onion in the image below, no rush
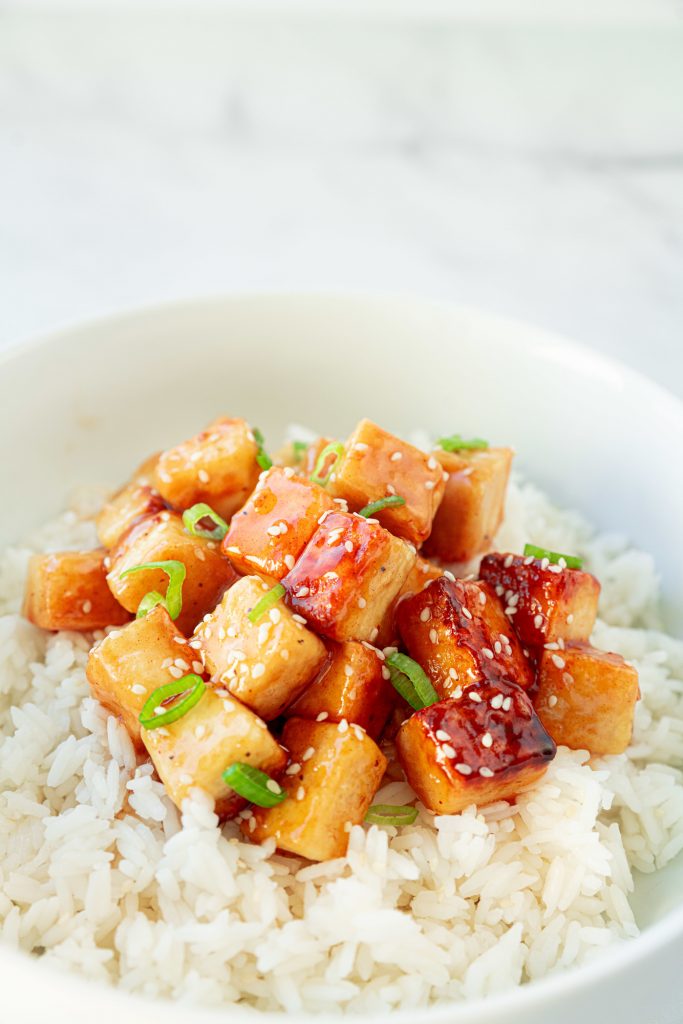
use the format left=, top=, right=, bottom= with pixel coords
left=139, top=674, right=206, bottom=730
left=358, top=495, right=407, bottom=518
left=253, top=428, right=273, bottom=472
left=437, top=434, right=489, bottom=452
left=222, top=763, right=287, bottom=807
left=136, top=590, right=166, bottom=619
left=310, top=442, right=345, bottom=487
left=183, top=502, right=229, bottom=541
left=386, top=652, right=439, bottom=710
left=120, top=559, right=186, bottom=620
left=523, top=543, right=583, bottom=570
left=291, top=440, right=308, bottom=464
left=248, top=582, right=286, bottom=623
left=365, top=804, right=418, bottom=827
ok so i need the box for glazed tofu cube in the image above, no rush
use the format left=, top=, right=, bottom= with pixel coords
left=193, top=575, right=327, bottom=720
left=286, top=640, right=394, bottom=738
left=396, top=576, right=534, bottom=700
left=153, top=417, right=261, bottom=520
left=143, top=690, right=287, bottom=819
left=222, top=466, right=336, bottom=580
left=328, top=419, right=446, bottom=547
left=107, top=511, right=237, bottom=635
left=96, top=483, right=166, bottom=549
left=375, top=555, right=444, bottom=647
left=23, top=550, right=131, bottom=632
left=244, top=718, right=387, bottom=860
left=479, top=553, right=600, bottom=648
left=283, top=511, right=415, bottom=642
left=86, top=605, right=200, bottom=751
left=535, top=642, right=639, bottom=755
left=423, top=447, right=513, bottom=563
left=397, top=682, right=555, bottom=814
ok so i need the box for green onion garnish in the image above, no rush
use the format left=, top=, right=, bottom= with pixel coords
left=437, top=435, right=489, bottom=452
left=139, top=674, right=206, bottom=730
left=247, top=582, right=286, bottom=623
left=310, top=442, right=344, bottom=487
left=120, top=559, right=186, bottom=621
left=386, top=652, right=439, bottom=711
left=523, top=544, right=583, bottom=570
left=253, top=428, right=273, bottom=472
left=182, top=502, right=229, bottom=541
left=358, top=495, right=407, bottom=518
left=135, top=590, right=166, bottom=618
left=291, top=440, right=308, bottom=464
left=222, top=763, right=287, bottom=807
left=365, top=804, right=418, bottom=827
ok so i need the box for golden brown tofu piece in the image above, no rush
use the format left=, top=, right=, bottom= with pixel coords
left=143, top=690, right=287, bottom=818
left=479, top=553, right=600, bottom=648
left=535, top=642, right=639, bottom=755
left=86, top=605, right=199, bottom=752
left=287, top=640, right=394, bottom=738
left=153, top=417, right=261, bottom=520
left=23, top=550, right=131, bottom=632
left=375, top=555, right=444, bottom=647
left=328, top=419, right=446, bottom=547
left=424, top=448, right=513, bottom=563
left=245, top=718, right=387, bottom=860
left=193, top=575, right=327, bottom=720
left=106, top=512, right=237, bottom=635
left=96, top=483, right=166, bottom=550
left=222, top=467, right=336, bottom=580
left=283, top=511, right=415, bottom=643
left=396, top=576, right=534, bottom=700
left=397, top=682, right=555, bottom=814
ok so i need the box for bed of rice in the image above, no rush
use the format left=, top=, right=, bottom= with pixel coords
left=0, top=477, right=682, bottom=1015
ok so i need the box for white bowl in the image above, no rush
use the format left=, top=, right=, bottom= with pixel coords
left=1, top=293, right=682, bottom=1024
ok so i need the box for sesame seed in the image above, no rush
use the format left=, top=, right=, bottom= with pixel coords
left=194, top=724, right=206, bottom=739
left=302, top=746, right=316, bottom=762
left=344, top=665, right=354, bottom=677
left=562, top=672, right=574, bottom=686
left=316, top=712, right=328, bottom=722
left=551, top=654, right=566, bottom=669
left=504, top=555, right=514, bottom=568
left=502, top=696, right=513, bottom=712
left=248, top=816, right=256, bottom=832
left=345, top=541, right=354, bottom=553
left=382, top=666, right=390, bottom=679
left=443, top=570, right=455, bottom=582
left=390, top=451, right=403, bottom=462
left=524, top=555, right=535, bottom=565
left=296, top=786, right=306, bottom=801
left=318, top=510, right=332, bottom=526
left=456, top=763, right=473, bottom=776
left=448, top=667, right=458, bottom=680
left=424, top=480, right=435, bottom=490
left=420, top=607, right=431, bottom=622
left=198, top=469, right=210, bottom=484
left=252, top=663, right=265, bottom=678
left=283, top=466, right=295, bottom=479
left=266, top=779, right=282, bottom=794
left=479, top=766, right=494, bottom=778
left=453, top=686, right=463, bottom=699
left=469, top=691, right=483, bottom=703
left=534, top=614, right=544, bottom=629
left=541, top=557, right=550, bottom=571
left=168, top=666, right=184, bottom=679
left=267, top=524, right=281, bottom=536
left=338, top=719, right=349, bottom=733
left=494, top=641, right=502, bottom=655
left=548, top=695, right=558, bottom=707
left=285, top=762, right=302, bottom=775
left=442, top=471, right=448, bottom=482
left=442, top=744, right=457, bottom=758
left=427, top=456, right=438, bottom=470
left=495, top=585, right=504, bottom=597
left=225, top=546, right=240, bottom=555
left=269, top=608, right=281, bottom=624
left=131, top=684, right=146, bottom=695
left=227, top=626, right=237, bottom=638
left=353, top=442, right=369, bottom=452
left=192, top=660, right=204, bottom=674
left=353, top=725, right=365, bottom=741
left=280, top=649, right=289, bottom=660
left=462, top=607, right=473, bottom=620
left=295, top=586, right=310, bottom=598
left=174, top=658, right=189, bottom=670
left=482, top=648, right=494, bottom=660
left=324, top=571, right=339, bottom=580
left=490, top=693, right=504, bottom=709
left=357, top=597, right=367, bottom=609
left=481, top=732, right=493, bottom=748
left=284, top=554, right=295, bottom=570
left=292, top=614, right=307, bottom=625
left=566, top=613, right=574, bottom=624
left=386, top=484, right=396, bottom=495
left=478, top=591, right=486, bottom=606
left=435, top=730, right=450, bottom=741
left=81, top=600, right=92, bottom=614
left=370, top=628, right=379, bottom=641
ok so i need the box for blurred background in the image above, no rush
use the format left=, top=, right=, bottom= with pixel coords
left=1, top=0, right=682, bottom=391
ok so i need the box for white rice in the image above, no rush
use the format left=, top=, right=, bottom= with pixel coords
left=0, top=477, right=682, bottom=1014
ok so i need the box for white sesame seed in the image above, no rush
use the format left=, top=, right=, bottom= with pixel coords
left=469, top=691, right=483, bottom=703
left=168, top=665, right=184, bottom=679
left=344, top=665, right=354, bottom=677
left=227, top=626, right=237, bottom=638
left=490, top=693, right=504, bottom=709
left=524, top=555, right=535, bottom=565
left=344, top=540, right=354, bottom=553
left=292, top=614, right=307, bottom=625
left=435, top=730, right=450, bottom=741
left=482, top=648, right=494, bottom=660
left=541, top=557, right=550, bottom=571
left=481, top=732, right=493, bottom=748
left=198, top=469, right=210, bottom=484
left=442, top=471, right=448, bottom=482
left=429, top=628, right=438, bottom=644
left=548, top=695, right=558, bottom=707
left=174, top=658, right=189, bottom=670
left=502, top=696, right=513, bottom=712
left=357, top=597, right=367, bottom=609
left=534, top=614, right=544, bottom=629
left=248, top=816, right=256, bottom=832
left=318, top=510, right=332, bottom=526
left=225, top=546, right=240, bottom=555
left=315, top=712, right=328, bottom=722
left=353, top=725, right=365, bottom=741
left=551, top=654, right=566, bottom=669
left=296, top=786, right=306, bottom=801
left=285, top=762, right=302, bottom=775
left=266, top=779, right=281, bottom=794
left=462, top=607, right=473, bottom=620
left=563, top=672, right=574, bottom=686
left=194, top=724, right=206, bottom=739
left=269, top=608, right=281, bottom=625
left=427, top=456, right=438, bottom=470
left=131, top=684, right=146, bottom=695
left=353, top=442, right=369, bottom=453
left=495, top=585, right=504, bottom=596
left=443, top=570, right=455, bottom=582
left=478, top=591, right=486, bottom=606
left=338, top=719, right=349, bottom=733
left=390, top=451, right=403, bottom=462
left=453, top=685, right=463, bottom=699
left=382, top=666, right=390, bottom=679
left=494, top=641, right=502, bottom=654
left=442, top=744, right=457, bottom=758
left=295, top=586, right=310, bottom=598
left=81, top=600, right=92, bottom=614
left=456, top=763, right=473, bottom=776
left=448, top=667, right=458, bottom=680
left=424, top=480, right=435, bottom=490
left=252, top=663, right=265, bottom=678
left=324, top=571, right=339, bottom=581
left=370, top=627, right=379, bottom=640
left=283, top=466, right=295, bottom=479
left=504, top=555, right=514, bottom=568
left=266, top=524, right=281, bottom=536
left=479, top=766, right=494, bottom=778
left=420, top=607, right=431, bottom=622
left=386, top=483, right=396, bottom=495
left=284, top=554, right=295, bottom=570
left=566, top=613, right=574, bottom=624
left=280, top=649, right=289, bottom=660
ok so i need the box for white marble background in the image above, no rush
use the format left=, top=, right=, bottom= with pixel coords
left=1, top=1, right=682, bottom=392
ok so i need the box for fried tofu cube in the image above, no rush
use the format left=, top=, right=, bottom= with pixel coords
left=143, top=690, right=287, bottom=818
left=86, top=605, right=199, bottom=751
left=193, top=575, right=327, bottom=720
left=96, top=484, right=166, bottom=550
left=375, top=555, right=444, bottom=647
left=107, top=512, right=237, bottom=635
left=222, top=466, right=336, bottom=580
left=479, top=553, right=601, bottom=648
left=535, top=642, right=639, bottom=755
left=23, top=550, right=131, bottom=632
left=396, top=576, right=534, bottom=700
left=424, top=448, right=513, bottom=563
left=286, top=640, right=394, bottom=738
left=327, top=419, right=446, bottom=547
left=283, top=511, right=415, bottom=642
left=244, top=718, right=387, bottom=860
left=397, top=682, right=555, bottom=814
left=153, top=417, right=261, bottom=520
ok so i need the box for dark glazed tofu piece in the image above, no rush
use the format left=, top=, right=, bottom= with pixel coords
left=283, top=511, right=415, bottom=642
left=424, top=448, right=513, bottom=563
left=86, top=605, right=199, bottom=752
left=327, top=419, right=446, bottom=547
left=535, top=642, right=639, bottom=755
left=396, top=683, right=555, bottom=814
left=23, top=550, right=131, bottom=632
left=106, top=511, right=237, bottom=634
left=244, top=718, right=387, bottom=860
left=96, top=484, right=167, bottom=550
left=286, top=640, right=395, bottom=738
left=479, top=553, right=600, bottom=647
left=222, top=466, right=336, bottom=580
left=153, top=417, right=261, bottom=520
left=396, top=576, right=534, bottom=699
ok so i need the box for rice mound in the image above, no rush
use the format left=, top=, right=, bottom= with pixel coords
left=0, top=478, right=682, bottom=1014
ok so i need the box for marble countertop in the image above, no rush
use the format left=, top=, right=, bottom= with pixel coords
left=2, top=3, right=682, bottom=394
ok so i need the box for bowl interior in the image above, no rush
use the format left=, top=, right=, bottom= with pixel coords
left=0, top=293, right=682, bottom=1022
